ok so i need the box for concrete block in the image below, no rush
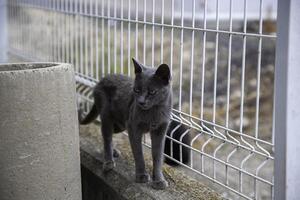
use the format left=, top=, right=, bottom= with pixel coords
left=0, top=63, right=82, bottom=200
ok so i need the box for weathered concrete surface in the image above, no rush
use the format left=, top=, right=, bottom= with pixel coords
left=0, top=63, right=82, bottom=200
left=80, top=123, right=223, bottom=200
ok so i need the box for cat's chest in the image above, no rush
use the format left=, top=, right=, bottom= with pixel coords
left=136, top=120, right=159, bottom=133
left=130, top=107, right=170, bottom=132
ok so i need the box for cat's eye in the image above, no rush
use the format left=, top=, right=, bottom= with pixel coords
left=148, top=89, right=157, bottom=95
left=134, top=87, right=140, bottom=93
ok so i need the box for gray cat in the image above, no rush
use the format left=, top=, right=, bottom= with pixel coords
left=80, top=58, right=172, bottom=190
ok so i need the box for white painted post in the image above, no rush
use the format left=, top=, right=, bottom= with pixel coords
left=274, top=0, right=300, bottom=199
left=0, top=0, right=7, bottom=63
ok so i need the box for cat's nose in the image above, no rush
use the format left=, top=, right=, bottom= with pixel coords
left=138, top=101, right=146, bottom=106
left=137, top=96, right=146, bottom=106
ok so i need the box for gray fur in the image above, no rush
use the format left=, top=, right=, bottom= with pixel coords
left=80, top=58, right=172, bottom=190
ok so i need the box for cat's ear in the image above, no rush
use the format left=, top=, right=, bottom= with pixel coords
left=155, top=64, right=171, bottom=85
left=132, top=58, right=143, bottom=74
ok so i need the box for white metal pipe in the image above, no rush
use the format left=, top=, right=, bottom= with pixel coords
left=274, top=0, right=300, bottom=199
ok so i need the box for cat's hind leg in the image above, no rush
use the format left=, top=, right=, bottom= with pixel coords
left=100, top=114, right=116, bottom=172
left=93, top=92, right=115, bottom=173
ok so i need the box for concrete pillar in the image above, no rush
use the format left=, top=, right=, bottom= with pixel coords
left=0, top=63, right=82, bottom=200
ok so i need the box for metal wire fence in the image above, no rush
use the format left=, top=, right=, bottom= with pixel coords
left=7, top=0, right=277, bottom=199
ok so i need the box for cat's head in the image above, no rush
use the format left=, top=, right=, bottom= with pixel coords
left=132, top=58, right=171, bottom=110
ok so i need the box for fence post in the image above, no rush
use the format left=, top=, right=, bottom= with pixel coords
left=0, top=0, right=7, bottom=63
left=274, top=0, right=300, bottom=199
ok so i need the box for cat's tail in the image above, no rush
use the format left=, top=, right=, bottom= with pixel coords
left=79, top=104, right=99, bottom=125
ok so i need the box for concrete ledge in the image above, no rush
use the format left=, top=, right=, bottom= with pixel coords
left=80, top=124, right=223, bottom=200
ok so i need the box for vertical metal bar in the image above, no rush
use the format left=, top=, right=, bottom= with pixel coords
left=21, top=0, right=25, bottom=53
left=143, top=0, right=146, bottom=64
left=54, top=0, right=57, bottom=61
left=26, top=0, right=29, bottom=57
left=34, top=0, right=37, bottom=58
left=70, top=0, right=74, bottom=65
left=80, top=0, right=83, bottom=74
left=8, top=0, right=11, bottom=51
left=44, top=0, right=47, bottom=60
left=21, top=0, right=24, bottom=55
left=84, top=0, right=88, bottom=76
left=22, top=0, right=25, bottom=52
left=274, top=0, right=300, bottom=199
left=239, top=0, right=249, bottom=192
left=225, top=0, right=241, bottom=186
left=66, top=0, right=70, bottom=65
left=188, top=0, right=196, bottom=118
left=107, top=0, right=111, bottom=74
left=30, top=0, right=33, bottom=58
left=200, top=0, right=207, bottom=120
left=255, top=0, right=263, bottom=140
left=90, top=0, right=93, bottom=77
left=75, top=0, right=79, bottom=72
left=170, top=0, right=174, bottom=74
left=178, top=0, right=184, bottom=112
left=58, top=0, right=62, bottom=62
left=47, top=0, right=50, bottom=60
left=199, top=0, right=207, bottom=173
left=6, top=0, right=9, bottom=50
left=40, top=0, right=43, bottom=59
left=212, top=0, right=220, bottom=179
left=240, top=0, right=247, bottom=135
left=14, top=0, right=18, bottom=51
left=151, top=0, right=155, bottom=67
left=11, top=0, right=13, bottom=50
left=64, top=0, right=67, bottom=62
left=101, top=0, right=105, bottom=77
left=254, top=1, right=268, bottom=198
left=120, top=0, right=124, bottom=73
left=127, top=0, right=131, bottom=76
left=113, top=0, right=117, bottom=74
left=21, top=0, right=24, bottom=53
left=65, top=0, right=69, bottom=63
left=39, top=0, right=42, bottom=61
left=55, top=0, right=58, bottom=61
left=33, top=0, right=36, bottom=58
left=62, top=0, right=65, bottom=62
left=160, top=0, right=163, bottom=63
left=95, top=0, right=99, bottom=80
left=0, top=0, right=7, bottom=63
left=15, top=0, right=17, bottom=51
left=213, top=0, right=219, bottom=129
left=135, top=0, right=138, bottom=61
left=239, top=0, right=256, bottom=194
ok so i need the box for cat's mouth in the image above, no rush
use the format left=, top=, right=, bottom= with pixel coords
left=138, top=104, right=151, bottom=110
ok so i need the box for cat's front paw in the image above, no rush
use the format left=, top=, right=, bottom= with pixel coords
left=151, top=179, right=169, bottom=190
left=102, top=160, right=115, bottom=172
left=135, top=173, right=150, bottom=183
